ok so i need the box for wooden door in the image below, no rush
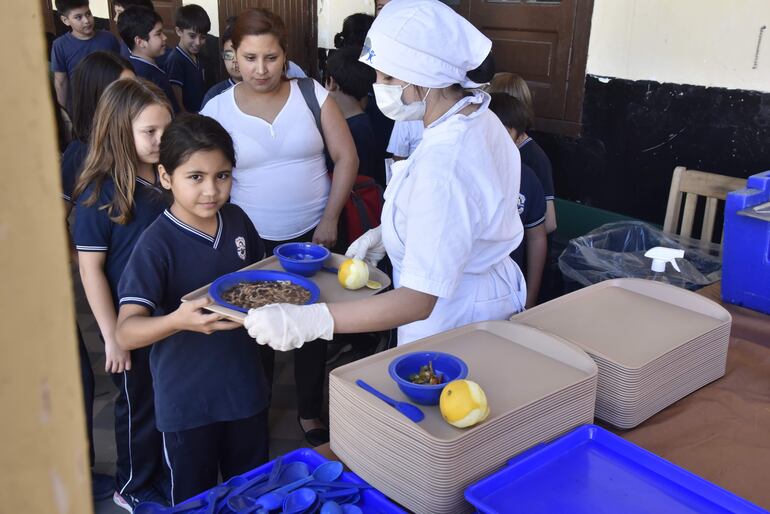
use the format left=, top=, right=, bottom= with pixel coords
left=151, top=0, right=183, bottom=47
left=106, top=0, right=182, bottom=46
left=218, top=0, right=318, bottom=78
left=452, top=0, right=593, bottom=136
left=40, top=0, right=54, bottom=34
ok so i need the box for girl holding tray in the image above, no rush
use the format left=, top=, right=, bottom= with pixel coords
left=115, top=114, right=270, bottom=505
left=243, top=0, right=527, bottom=350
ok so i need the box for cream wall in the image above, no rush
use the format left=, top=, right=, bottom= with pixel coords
left=90, top=0, right=110, bottom=20
left=587, top=0, right=770, bottom=92
left=318, top=0, right=373, bottom=49
left=184, top=0, right=220, bottom=36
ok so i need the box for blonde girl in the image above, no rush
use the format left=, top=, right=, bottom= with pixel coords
left=73, top=77, right=172, bottom=510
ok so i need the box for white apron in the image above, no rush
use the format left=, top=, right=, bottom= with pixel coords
left=381, top=94, right=526, bottom=345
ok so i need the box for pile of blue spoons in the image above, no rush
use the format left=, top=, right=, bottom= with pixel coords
left=134, top=457, right=370, bottom=514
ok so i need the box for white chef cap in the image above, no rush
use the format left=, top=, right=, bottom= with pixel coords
left=360, top=0, right=492, bottom=89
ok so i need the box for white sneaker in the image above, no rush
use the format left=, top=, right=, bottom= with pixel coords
left=112, top=491, right=136, bottom=513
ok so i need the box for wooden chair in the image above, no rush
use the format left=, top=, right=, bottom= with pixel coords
left=663, top=166, right=747, bottom=244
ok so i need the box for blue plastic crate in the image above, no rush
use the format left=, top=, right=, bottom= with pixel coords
left=179, top=448, right=407, bottom=513
left=723, top=170, right=770, bottom=314
left=465, top=425, right=767, bottom=514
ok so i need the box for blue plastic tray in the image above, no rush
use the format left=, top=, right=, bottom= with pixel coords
left=209, top=270, right=321, bottom=313
left=465, top=425, right=767, bottom=514
left=180, top=448, right=407, bottom=513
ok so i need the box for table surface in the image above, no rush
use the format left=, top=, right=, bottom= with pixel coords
left=318, top=282, right=770, bottom=510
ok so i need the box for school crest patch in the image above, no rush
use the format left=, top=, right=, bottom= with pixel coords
left=235, top=236, right=246, bottom=260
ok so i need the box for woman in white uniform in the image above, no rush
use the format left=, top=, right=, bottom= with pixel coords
left=244, top=0, right=526, bottom=350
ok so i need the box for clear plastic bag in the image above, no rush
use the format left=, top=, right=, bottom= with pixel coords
left=558, top=221, right=722, bottom=291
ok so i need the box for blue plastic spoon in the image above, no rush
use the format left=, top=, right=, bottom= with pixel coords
left=322, top=266, right=339, bottom=274
left=320, top=500, right=343, bottom=514
left=341, top=504, right=363, bottom=514
left=282, top=488, right=317, bottom=514
left=247, top=461, right=309, bottom=499
left=272, top=461, right=343, bottom=497
left=356, top=379, right=425, bottom=422
left=250, top=491, right=284, bottom=514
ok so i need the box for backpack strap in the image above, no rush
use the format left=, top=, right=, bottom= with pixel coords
left=297, top=77, right=331, bottom=167
left=297, top=77, right=323, bottom=135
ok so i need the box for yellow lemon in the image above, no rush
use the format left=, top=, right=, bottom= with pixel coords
left=338, top=258, right=370, bottom=290
left=439, top=379, right=490, bottom=428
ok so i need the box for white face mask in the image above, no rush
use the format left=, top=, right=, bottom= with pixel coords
left=373, top=83, right=431, bottom=121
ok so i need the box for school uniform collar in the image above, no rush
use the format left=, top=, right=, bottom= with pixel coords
left=518, top=136, right=533, bottom=149
left=129, top=54, right=166, bottom=74
left=135, top=173, right=161, bottom=190
left=163, top=209, right=223, bottom=248
left=175, top=46, right=199, bottom=68
left=227, top=78, right=237, bottom=87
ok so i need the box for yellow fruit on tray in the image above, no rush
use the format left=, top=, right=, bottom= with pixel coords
left=338, top=258, right=370, bottom=290
left=440, top=379, right=490, bottom=428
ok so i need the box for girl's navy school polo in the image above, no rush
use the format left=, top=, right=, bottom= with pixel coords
left=117, top=203, right=269, bottom=432
left=73, top=175, right=166, bottom=306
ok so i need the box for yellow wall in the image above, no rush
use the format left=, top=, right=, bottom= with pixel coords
left=318, top=0, right=374, bottom=49
left=0, top=1, right=91, bottom=513
left=587, top=0, right=770, bottom=92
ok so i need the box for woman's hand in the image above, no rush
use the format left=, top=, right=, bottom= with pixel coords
left=312, top=217, right=338, bottom=248
left=104, top=339, right=131, bottom=373
left=345, top=226, right=386, bottom=265
left=171, top=297, right=242, bottom=334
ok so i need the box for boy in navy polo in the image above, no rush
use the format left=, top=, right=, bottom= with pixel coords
left=489, top=93, right=548, bottom=308
left=112, top=0, right=154, bottom=60
left=118, top=6, right=180, bottom=112
left=201, top=17, right=240, bottom=109
left=116, top=115, right=269, bottom=504
left=51, top=0, right=120, bottom=108
left=165, top=5, right=210, bottom=112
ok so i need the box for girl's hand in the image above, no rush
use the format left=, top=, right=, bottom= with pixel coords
left=312, top=217, right=338, bottom=249
left=172, top=296, right=242, bottom=334
left=105, top=339, right=132, bottom=374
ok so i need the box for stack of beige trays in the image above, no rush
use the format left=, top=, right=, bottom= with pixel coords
left=514, top=278, right=731, bottom=429
left=329, top=321, right=598, bottom=514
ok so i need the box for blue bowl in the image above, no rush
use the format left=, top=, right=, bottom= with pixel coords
left=273, top=243, right=331, bottom=277
left=209, top=270, right=320, bottom=313
left=388, top=352, right=468, bottom=405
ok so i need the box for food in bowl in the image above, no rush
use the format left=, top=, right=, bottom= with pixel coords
left=221, top=280, right=311, bottom=310
left=408, top=361, right=445, bottom=385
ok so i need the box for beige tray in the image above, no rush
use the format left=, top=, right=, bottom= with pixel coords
left=329, top=320, right=597, bottom=443
left=180, top=253, right=391, bottom=323
left=512, top=278, right=731, bottom=369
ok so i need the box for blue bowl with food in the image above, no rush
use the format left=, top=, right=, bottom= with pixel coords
left=273, top=242, right=331, bottom=277
left=388, top=351, right=468, bottom=405
left=209, top=270, right=320, bottom=313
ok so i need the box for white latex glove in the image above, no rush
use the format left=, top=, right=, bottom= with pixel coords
left=345, top=226, right=386, bottom=265
left=244, top=303, right=334, bottom=352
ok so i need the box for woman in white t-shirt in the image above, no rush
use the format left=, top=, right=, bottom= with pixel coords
left=200, top=8, right=358, bottom=447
